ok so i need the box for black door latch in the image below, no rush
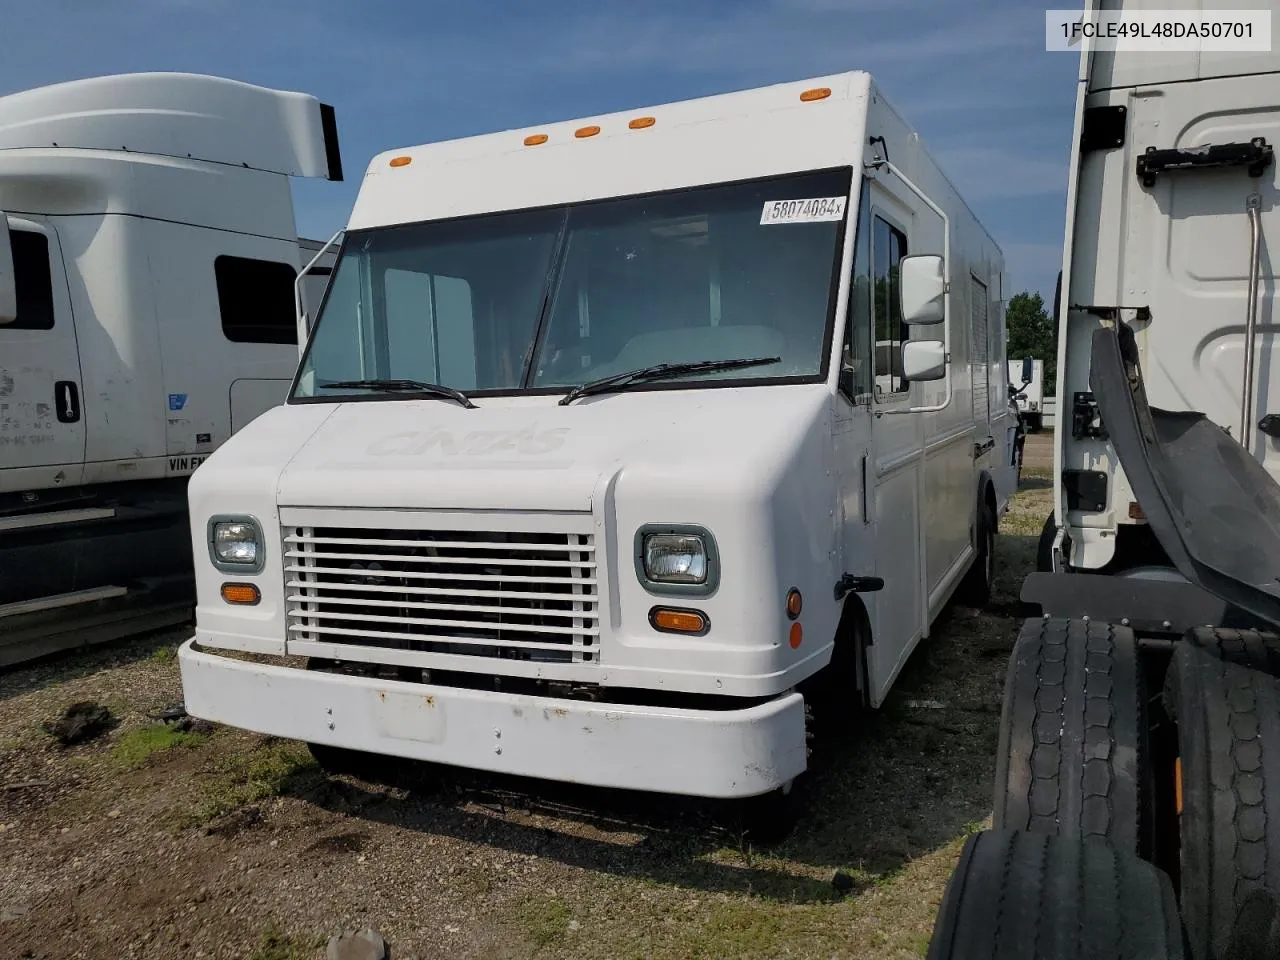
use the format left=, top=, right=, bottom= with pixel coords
left=54, top=381, right=81, bottom=424
left=834, top=574, right=885, bottom=602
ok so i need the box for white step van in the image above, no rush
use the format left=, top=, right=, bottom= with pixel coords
left=178, top=71, right=1013, bottom=807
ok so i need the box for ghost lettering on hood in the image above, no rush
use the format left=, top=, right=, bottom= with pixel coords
left=367, top=424, right=571, bottom=457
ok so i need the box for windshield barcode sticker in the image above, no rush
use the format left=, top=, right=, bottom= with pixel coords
left=759, top=196, right=847, bottom=225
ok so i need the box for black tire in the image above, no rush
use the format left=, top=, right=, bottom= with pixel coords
left=307, top=741, right=377, bottom=779
left=734, top=784, right=797, bottom=847
left=1164, top=641, right=1280, bottom=960
left=1037, top=515, right=1056, bottom=572
left=993, top=618, right=1148, bottom=858
left=927, top=828, right=1185, bottom=960
left=1183, top=627, right=1280, bottom=678
left=955, top=498, right=995, bottom=607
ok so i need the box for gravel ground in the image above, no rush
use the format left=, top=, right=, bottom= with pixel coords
left=0, top=478, right=1052, bottom=960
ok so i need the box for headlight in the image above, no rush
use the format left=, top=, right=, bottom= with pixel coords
left=644, top=534, right=708, bottom=584
left=208, top=517, right=263, bottom=572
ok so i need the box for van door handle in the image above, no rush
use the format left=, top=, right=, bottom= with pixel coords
left=54, top=381, right=80, bottom=423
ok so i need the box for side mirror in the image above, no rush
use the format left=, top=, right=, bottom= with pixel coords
left=0, top=214, right=16, bottom=326
left=902, top=340, right=946, bottom=382
left=899, top=254, right=945, bottom=326
left=1020, top=356, right=1034, bottom=386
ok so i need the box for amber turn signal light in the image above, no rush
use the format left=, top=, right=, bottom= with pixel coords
left=786, top=588, right=803, bottom=620
left=650, top=607, right=707, bottom=635
left=221, top=583, right=261, bottom=605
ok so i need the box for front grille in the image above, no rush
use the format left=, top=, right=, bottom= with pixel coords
left=284, top=526, right=599, bottom=663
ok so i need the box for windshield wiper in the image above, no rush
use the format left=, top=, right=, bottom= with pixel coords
left=319, top=378, right=477, bottom=409
left=558, top=356, right=781, bottom=406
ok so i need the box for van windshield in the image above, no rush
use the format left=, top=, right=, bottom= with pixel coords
left=292, top=168, right=851, bottom=401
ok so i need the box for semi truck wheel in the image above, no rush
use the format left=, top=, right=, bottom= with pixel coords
left=1183, top=627, right=1280, bottom=678
left=926, top=828, right=1184, bottom=960
left=1164, top=641, right=1280, bottom=960
left=993, top=618, right=1148, bottom=858
left=1036, top=515, right=1055, bottom=572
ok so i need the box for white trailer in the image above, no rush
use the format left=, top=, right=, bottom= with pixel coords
left=929, top=3, right=1280, bottom=958
left=1006, top=357, right=1044, bottom=432
left=0, top=73, right=342, bottom=665
left=177, top=71, right=1012, bottom=826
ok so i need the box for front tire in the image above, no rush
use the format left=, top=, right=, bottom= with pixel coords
left=955, top=499, right=995, bottom=607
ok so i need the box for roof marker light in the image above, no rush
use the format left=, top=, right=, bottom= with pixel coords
left=628, top=116, right=656, bottom=130
left=388, top=156, right=412, bottom=168
left=575, top=125, right=601, bottom=139
left=800, top=87, right=832, bottom=102
left=524, top=133, right=549, bottom=146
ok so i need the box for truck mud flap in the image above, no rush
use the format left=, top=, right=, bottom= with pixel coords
left=1085, top=324, right=1280, bottom=630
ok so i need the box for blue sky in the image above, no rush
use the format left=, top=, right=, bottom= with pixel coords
left=4, top=0, right=1080, bottom=301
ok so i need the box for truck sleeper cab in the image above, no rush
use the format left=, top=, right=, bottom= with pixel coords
left=0, top=72, right=341, bottom=665
left=178, top=71, right=1012, bottom=804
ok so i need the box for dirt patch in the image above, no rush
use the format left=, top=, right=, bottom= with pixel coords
left=0, top=486, right=1052, bottom=960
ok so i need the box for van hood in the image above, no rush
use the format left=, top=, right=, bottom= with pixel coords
left=261, top=386, right=832, bottom=512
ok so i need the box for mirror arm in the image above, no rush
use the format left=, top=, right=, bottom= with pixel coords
left=867, top=158, right=952, bottom=416
left=295, top=229, right=344, bottom=355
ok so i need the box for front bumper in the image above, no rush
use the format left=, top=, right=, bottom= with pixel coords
left=178, top=639, right=808, bottom=799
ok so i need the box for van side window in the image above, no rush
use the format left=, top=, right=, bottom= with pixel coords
left=840, top=179, right=873, bottom=398
left=872, top=216, right=908, bottom=395
left=971, top=275, right=990, bottom=421
left=215, top=255, right=299, bottom=345
left=10, top=230, right=54, bottom=331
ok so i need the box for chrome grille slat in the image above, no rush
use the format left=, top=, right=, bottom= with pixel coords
left=285, top=579, right=591, bottom=603
left=285, top=524, right=599, bottom=665
left=284, top=564, right=590, bottom=585
left=286, top=593, right=595, bottom=620
left=286, top=533, right=596, bottom=554
left=284, top=549, right=597, bottom=569
left=288, top=623, right=586, bottom=653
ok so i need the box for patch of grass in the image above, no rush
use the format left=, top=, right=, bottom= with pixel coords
left=248, top=926, right=324, bottom=960
left=517, top=893, right=574, bottom=948
left=113, top=724, right=207, bottom=769
left=194, top=739, right=317, bottom=824
left=149, top=645, right=177, bottom=664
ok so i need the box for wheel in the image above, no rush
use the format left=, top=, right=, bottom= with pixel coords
left=1183, top=627, right=1280, bottom=678
left=993, top=618, right=1148, bottom=858
left=1037, top=515, right=1056, bottom=572
left=800, top=600, right=870, bottom=739
left=926, top=828, right=1185, bottom=960
left=305, top=657, right=378, bottom=779
left=733, top=782, right=797, bottom=847
left=1163, top=641, right=1280, bottom=960
left=307, top=741, right=378, bottom=779
left=955, top=499, right=995, bottom=607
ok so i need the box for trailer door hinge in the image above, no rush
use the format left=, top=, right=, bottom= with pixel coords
left=1136, top=137, right=1274, bottom=187
left=835, top=574, right=885, bottom=602
left=1081, top=105, right=1127, bottom=153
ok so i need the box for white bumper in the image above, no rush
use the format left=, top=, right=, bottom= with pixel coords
left=178, top=639, right=807, bottom=799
